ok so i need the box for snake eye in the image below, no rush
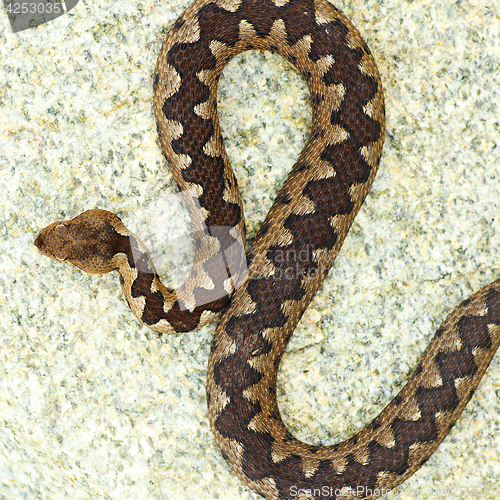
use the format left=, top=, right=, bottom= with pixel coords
left=53, top=249, right=69, bottom=262
left=54, top=223, right=69, bottom=234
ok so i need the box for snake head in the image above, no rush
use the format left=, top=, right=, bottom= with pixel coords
left=34, top=209, right=131, bottom=274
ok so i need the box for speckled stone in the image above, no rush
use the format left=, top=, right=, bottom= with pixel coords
left=1, top=1, right=499, bottom=499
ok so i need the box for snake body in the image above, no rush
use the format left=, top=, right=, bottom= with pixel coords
left=34, top=0, right=500, bottom=498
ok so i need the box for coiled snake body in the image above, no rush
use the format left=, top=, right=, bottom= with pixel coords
left=34, top=0, right=500, bottom=498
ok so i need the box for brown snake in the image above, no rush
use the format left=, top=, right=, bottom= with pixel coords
left=34, top=0, right=500, bottom=498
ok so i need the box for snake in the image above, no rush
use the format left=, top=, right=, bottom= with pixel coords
left=34, top=0, right=500, bottom=498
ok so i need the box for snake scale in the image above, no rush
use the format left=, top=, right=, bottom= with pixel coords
left=34, top=0, right=499, bottom=498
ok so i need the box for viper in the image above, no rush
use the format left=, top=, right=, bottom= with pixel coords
left=34, top=0, right=500, bottom=498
